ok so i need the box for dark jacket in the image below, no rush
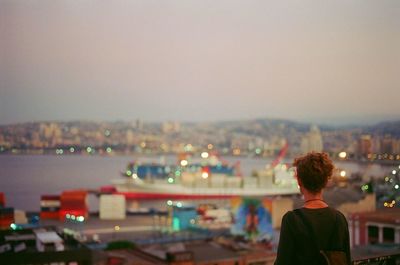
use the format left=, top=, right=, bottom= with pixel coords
left=274, top=207, right=351, bottom=265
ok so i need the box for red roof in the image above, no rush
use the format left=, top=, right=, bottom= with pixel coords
left=350, top=209, right=400, bottom=225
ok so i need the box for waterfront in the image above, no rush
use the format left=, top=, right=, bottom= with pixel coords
left=0, top=154, right=393, bottom=211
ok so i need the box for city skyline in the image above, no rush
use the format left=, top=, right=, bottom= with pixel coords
left=2, top=119, right=400, bottom=158
left=1, top=1, right=399, bottom=125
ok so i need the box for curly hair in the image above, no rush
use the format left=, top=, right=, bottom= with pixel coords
left=293, top=152, right=334, bottom=193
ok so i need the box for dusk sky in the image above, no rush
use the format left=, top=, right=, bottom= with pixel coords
left=1, top=0, right=399, bottom=125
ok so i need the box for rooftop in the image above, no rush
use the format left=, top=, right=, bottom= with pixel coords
left=350, top=209, right=400, bottom=224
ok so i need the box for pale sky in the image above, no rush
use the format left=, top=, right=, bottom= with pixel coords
left=0, top=0, right=399, bottom=125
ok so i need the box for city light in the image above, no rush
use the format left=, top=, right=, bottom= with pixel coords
left=131, top=173, right=138, bottom=179
left=10, top=223, right=17, bottom=230
left=77, top=216, right=85, bottom=222
left=201, top=152, right=209, bottom=159
left=126, top=170, right=132, bottom=176
left=395, top=184, right=399, bottom=190
left=385, top=177, right=389, bottom=182
left=184, top=144, right=193, bottom=152
left=167, top=177, right=174, bottom=183
left=69, top=147, right=75, bottom=153
left=180, top=159, right=188, bottom=166
left=384, top=201, right=396, bottom=208
left=340, top=170, right=346, bottom=177
left=338, top=152, right=347, bottom=159
left=167, top=200, right=173, bottom=206
left=361, top=184, right=369, bottom=192
left=86, top=147, right=92, bottom=153
left=207, top=144, right=213, bottom=150
left=56, top=149, right=64, bottom=155
left=114, top=225, right=120, bottom=231
left=392, top=170, right=397, bottom=175
left=176, top=202, right=182, bottom=208
left=201, top=172, right=209, bottom=179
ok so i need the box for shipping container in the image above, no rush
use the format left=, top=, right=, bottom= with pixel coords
left=99, top=195, right=126, bottom=220
left=0, top=193, right=5, bottom=207
left=59, top=190, right=88, bottom=220
left=40, top=195, right=61, bottom=220
left=0, top=207, right=14, bottom=229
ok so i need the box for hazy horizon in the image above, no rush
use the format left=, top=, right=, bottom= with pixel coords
left=1, top=115, right=399, bottom=128
left=1, top=1, right=399, bottom=126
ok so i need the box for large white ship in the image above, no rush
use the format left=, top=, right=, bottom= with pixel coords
left=111, top=169, right=299, bottom=200
left=109, top=146, right=299, bottom=200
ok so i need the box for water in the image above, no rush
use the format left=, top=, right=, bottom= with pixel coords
left=0, top=155, right=393, bottom=211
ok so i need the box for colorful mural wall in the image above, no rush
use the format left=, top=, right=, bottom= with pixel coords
left=230, top=197, right=273, bottom=242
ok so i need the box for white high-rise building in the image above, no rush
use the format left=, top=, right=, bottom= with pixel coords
left=301, top=125, right=323, bottom=154
left=125, top=129, right=135, bottom=145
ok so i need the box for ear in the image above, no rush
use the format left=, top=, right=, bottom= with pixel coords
left=296, top=176, right=302, bottom=187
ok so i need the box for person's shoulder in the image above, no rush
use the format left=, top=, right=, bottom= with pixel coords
left=282, top=210, right=295, bottom=221
left=329, top=207, right=345, bottom=216
left=282, top=209, right=302, bottom=223
left=330, top=208, right=348, bottom=222
left=280, top=210, right=298, bottom=230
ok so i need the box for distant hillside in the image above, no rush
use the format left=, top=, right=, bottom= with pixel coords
left=364, top=120, right=400, bottom=137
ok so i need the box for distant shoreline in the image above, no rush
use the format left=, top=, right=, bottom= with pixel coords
left=1, top=151, right=399, bottom=167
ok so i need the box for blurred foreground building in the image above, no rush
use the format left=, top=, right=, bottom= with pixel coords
left=348, top=209, right=400, bottom=247
left=106, top=238, right=276, bottom=265
left=0, top=227, right=92, bottom=265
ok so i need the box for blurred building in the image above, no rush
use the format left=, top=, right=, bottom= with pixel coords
left=125, top=129, right=135, bottom=145
left=371, top=136, right=381, bottom=154
left=381, top=135, right=395, bottom=154
left=348, top=209, right=400, bottom=248
left=136, top=119, right=144, bottom=130
left=106, top=238, right=276, bottom=265
left=300, top=125, right=323, bottom=154
left=0, top=227, right=92, bottom=265
left=39, top=123, right=63, bottom=146
left=357, top=135, right=373, bottom=158
left=394, top=139, right=400, bottom=155
left=162, top=122, right=181, bottom=134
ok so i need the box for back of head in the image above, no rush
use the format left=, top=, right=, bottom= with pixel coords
left=293, top=152, right=334, bottom=194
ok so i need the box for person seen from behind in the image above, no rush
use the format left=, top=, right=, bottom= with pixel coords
left=274, top=152, right=351, bottom=265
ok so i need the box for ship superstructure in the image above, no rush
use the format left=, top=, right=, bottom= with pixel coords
left=112, top=150, right=299, bottom=199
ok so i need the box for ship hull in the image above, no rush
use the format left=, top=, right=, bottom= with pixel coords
left=111, top=178, right=299, bottom=200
